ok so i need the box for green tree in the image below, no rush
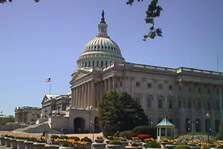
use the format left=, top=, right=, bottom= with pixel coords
left=98, top=91, right=148, bottom=137
left=0, top=0, right=162, bottom=41
left=216, top=121, right=223, bottom=140
left=0, top=115, right=15, bottom=125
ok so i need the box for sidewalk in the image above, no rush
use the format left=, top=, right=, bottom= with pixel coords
left=0, top=145, right=10, bottom=149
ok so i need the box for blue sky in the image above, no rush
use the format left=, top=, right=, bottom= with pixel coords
left=0, top=0, right=223, bottom=116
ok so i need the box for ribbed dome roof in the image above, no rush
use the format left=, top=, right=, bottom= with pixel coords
left=77, top=11, right=125, bottom=69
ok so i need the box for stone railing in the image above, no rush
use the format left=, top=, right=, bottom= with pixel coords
left=103, top=62, right=223, bottom=77
left=176, top=67, right=223, bottom=76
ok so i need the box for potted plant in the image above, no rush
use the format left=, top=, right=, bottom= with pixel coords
left=146, top=141, right=161, bottom=149
left=81, top=137, right=92, bottom=149
left=95, top=136, right=104, bottom=143
left=107, top=140, right=122, bottom=149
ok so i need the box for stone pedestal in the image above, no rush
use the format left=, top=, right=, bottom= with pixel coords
left=33, top=142, right=46, bottom=149
left=24, top=141, right=34, bottom=149
left=44, top=144, right=60, bottom=149
left=125, top=146, right=143, bottom=149
left=10, top=138, right=18, bottom=149
left=107, top=144, right=122, bottom=149
left=4, top=137, right=11, bottom=147
left=92, top=142, right=106, bottom=149
left=17, top=139, right=25, bottom=149
left=0, top=136, right=5, bottom=145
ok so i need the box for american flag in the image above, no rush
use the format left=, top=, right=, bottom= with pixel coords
left=45, top=78, right=51, bottom=82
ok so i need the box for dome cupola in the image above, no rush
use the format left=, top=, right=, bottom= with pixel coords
left=77, top=10, right=125, bottom=69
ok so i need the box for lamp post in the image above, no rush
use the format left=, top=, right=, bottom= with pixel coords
left=206, top=112, right=211, bottom=143
left=88, top=106, right=94, bottom=142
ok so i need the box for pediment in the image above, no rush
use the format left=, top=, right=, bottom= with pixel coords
left=70, top=69, right=91, bottom=83
left=41, top=96, right=49, bottom=105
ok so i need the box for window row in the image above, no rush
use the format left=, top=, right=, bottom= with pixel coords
left=86, top=45, right=117, bottom=51
left=80, top=60, right=112, bottom=68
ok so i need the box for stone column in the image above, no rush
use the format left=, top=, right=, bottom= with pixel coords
left=85, top=82, right=88, bottom=107
left=97, top=82, right=100, bottom=108
left=200, top=84, right=205, bottom=111
left=76, top=87, right=79, bottom=108
left=108, top=78, right=111, bottom=92
left=73, top=88, right=76, bottom=107
left=210, top=85, right=214, bottom=111
left=180, top=81, right=186, bottom=109
left=191, top=84, right=195, bottom=110
left=83, top=83, right=86, bottom=108
left=113, top=76, right=116, bottom=91
left=71, top=88, right=75, bottom=107
left=219, top=86, right=222, bottom=114
left=82, top=84, right=85, bottom=108
left=79, top=85, right=82, bottom=108
left=88, top=82, right=90, bottom=106
left=91, top=80, right=96, bottom=108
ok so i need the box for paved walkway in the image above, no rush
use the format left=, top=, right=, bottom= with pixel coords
left=0, top=145, right=10, bottom=149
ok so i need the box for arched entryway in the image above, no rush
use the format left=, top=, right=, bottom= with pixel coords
left=74, top=117, right=85, bottom=133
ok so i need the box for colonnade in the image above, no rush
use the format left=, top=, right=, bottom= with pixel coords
left=71, top=76, right=123, bottom=109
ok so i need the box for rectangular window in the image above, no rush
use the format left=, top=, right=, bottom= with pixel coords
left=179, top=86, right=181, bottom=91
left=147, top=98, right=152, bottom=108
left=120, top=82, right=122, bottom=87
left=97, top=61, right=99, bottom=67
left=169, top=101, right=172, bottom=109
left=158, top=84, right=163, bottom=89
left=101, top=61, right=103, bottom=67
left=147, top=83, right=152, bottom=88
left=136, top=82, right=140, bottom=87
left=178, top=101, right=181, bottom=108
left=92, top=61, right=95, bottom=67
left=188, top=87, right=191, bottom=92
left=169, top=85, right=173, bottom=90
left=158, top=100, right=162, bottom=108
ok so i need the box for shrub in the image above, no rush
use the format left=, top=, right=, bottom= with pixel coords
left=127, top=132, right=138, bottom=140
left=137, top=134, right=150, bottom=141
left=59, top=135, right=68, bottom=139
left=146, top=141, right=161, bottom=148
left=119, top=130, right=133, bottom=138
left=81, top=137, right=92, bottom=142
left=109, top=140, right=122, bottom=145
left=133, top=126, right=156, bottom=139
left=174, top=145, right=191, bottom=149
left=68, top=136, right=80, bottom=141
left=51, top=135, right=59, bottom=139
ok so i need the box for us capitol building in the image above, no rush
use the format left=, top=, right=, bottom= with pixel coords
left=37, top=12, right=223, bottom=135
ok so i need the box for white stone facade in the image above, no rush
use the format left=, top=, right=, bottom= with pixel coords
left=40, top=12, right=223, bottom=135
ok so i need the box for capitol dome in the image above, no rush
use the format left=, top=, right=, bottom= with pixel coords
left=77, top=11, right=125, bottom=69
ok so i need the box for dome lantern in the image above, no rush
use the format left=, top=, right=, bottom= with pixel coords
left=98, top=10, right=108, bottom=38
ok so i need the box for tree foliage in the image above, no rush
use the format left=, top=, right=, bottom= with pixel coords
left=216, top=121, right=223, bottom=140
left=1, top=0, right=163, bottom=41
left=0, top=115, right=15, bottom=125
left=98, top=91, right=148, bottom=137
left=127, top=0, right=163, bottom=41
left=0, top=0, right=39, bottom=3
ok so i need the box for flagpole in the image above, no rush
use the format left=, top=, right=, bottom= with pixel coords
left=49, top=78, right=52, bottom=95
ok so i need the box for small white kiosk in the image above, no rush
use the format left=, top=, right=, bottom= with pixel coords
left=157, top=117, right=175, bottom=140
